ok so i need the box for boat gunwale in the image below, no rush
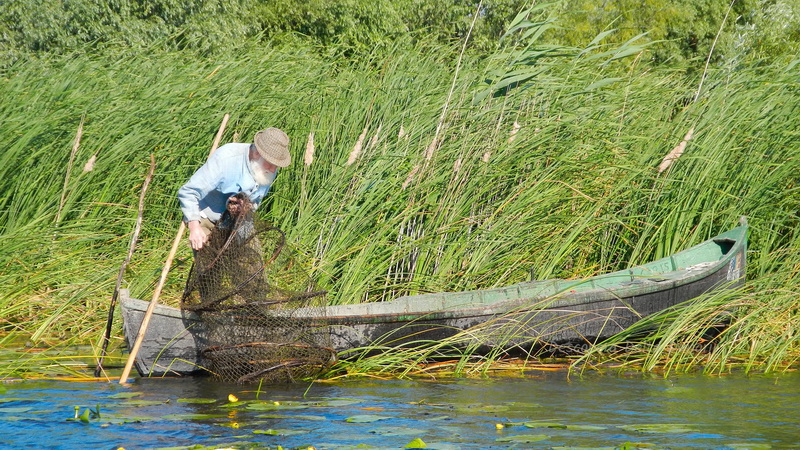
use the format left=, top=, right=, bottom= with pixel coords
left=121, top=223, right=747, bottom=324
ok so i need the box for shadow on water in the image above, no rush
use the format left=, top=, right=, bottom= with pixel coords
left=0, top=370, right=798, bottom=448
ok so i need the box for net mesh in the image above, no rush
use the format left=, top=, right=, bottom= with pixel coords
left=181, top=194, right=333, bottom=384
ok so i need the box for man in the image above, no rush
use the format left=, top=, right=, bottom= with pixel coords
left=178, top=127, right=291, bottom=250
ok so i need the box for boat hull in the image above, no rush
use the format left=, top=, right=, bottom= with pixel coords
left=121, top=220, right=747, bottom=377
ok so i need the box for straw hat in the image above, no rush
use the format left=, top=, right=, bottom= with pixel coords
left=254, top=128, right=291, bottom=167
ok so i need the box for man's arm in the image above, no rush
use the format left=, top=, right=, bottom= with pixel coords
left=178, top=152, right=225, bottom=250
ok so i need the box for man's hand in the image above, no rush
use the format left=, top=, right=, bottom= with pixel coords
left=187, top=220, right=208, bottom=251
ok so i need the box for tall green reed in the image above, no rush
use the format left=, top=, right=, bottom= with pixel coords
left=1, top=28, right=798, bottom=377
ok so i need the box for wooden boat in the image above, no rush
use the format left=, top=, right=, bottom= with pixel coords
left=121, top=218, right=748, bottom=377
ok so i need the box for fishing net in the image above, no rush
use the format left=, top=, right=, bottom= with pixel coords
left=181, top=194, right=334, bottom=384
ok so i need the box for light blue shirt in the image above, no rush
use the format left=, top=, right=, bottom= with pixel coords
left=178, top=142, right=277, bottom=223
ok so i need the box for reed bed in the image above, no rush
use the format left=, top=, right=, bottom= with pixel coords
left=1, top=30, right=799, bottom=378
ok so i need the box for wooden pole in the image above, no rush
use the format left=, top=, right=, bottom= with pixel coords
left=95, top=153, right=156, bottom=377
left=119, top=113, right=230, bottom=384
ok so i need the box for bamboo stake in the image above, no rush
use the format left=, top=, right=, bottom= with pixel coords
left=119, top=113, right=230, bottom=384
left=95, top=153, right=156, bottom=377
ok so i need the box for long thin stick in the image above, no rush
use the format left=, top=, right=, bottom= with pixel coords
left=424, top=0, right=483, bottom=162
left=119, top=113, right=230, bottom=384
left=95, top=153, right=156, bottom=377
left=694, top=0, right=735, bottom=103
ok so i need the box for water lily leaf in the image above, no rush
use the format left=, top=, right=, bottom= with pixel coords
left=247, top=401, right=307, bottom=411
left=552, top=447, right=616, bottom=449
left=497, top=434, right=549, bottom=443
left=619, top=424, right=694, bottom=434
left=412, top=444, right=458, bottom=450
left=565, top=424, right=606, bottom=431
left=316, top=443, right=376, bottom=450
left=107, top=392, right=142, bottom=399
left=1, top=416, right=30, bottom=422
left=426, top=415, right=450, bottom=421
left=252, top=428, right=309, bottom=436
left=162, top=413, right=226, bottom=420
left=177, top=398, right=218, bottom=404
left=525, top=422, right=606, bottom=431
left=457, top=401, right=541, bottom=415
left=121, top=400, right=168, bottom=407
left=405, top=437, right=426, bottom=448
left=315, top=399, right=362, bottom=407
left=346, top=414, right=392, bottom=423
left=0, top=398, right=29, bottom=403
left=370, top=426, right=425, bottom=436
left=100, top=414, right=154, bottom=425
left=0, top=406, right=34, bottom=414
left=726, top=444, right=773, bottom=449
left=525, top=421, right=565, bottom=428
left=155, top=440, right=254, bottom=450
left=219, top=401, right=248, bottom=408
left=454, top=404, right=509, bottom=415
left=256, top=414, right=328, bottom=421
left=616, top=442, right=659, bottom=449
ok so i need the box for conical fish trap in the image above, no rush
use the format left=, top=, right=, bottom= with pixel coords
left=181, top=196, right=333, bottom=383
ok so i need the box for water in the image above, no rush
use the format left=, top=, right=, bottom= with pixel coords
left=1, top=370, right=798, bottom=449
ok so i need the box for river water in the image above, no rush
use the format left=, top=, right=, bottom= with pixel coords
left=1, top=370, right=797, bottom=449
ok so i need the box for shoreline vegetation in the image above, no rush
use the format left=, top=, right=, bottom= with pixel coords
left=1, top=0, right=799, bottom=380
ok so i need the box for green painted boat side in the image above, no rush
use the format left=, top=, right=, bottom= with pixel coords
left=121, top=218, right=747, bottom=377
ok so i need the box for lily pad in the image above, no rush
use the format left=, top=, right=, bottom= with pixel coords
left=426, top=415, right=451, bottom=421
left=565, top=424, right=607, bottom=431
left=552, top=447, right=617, bottom=449
left=247, top=401, right=307, bottom=411
left=120, top=400, right=169, bottom=407
left=252, top=428, right=309, bottom=436
left=92, top=413, right=154, bottom=425
left=524, top=422, right=566, bottom=428
left=346, top=414, right=392, bottom=423
left=315, top=399, right=362, bottom=407
left=616, top=443, right=659, bottom=449
left=525, top=422, right=606, bottom=431
left=177, top=398, right=218, bottom=404
left=219, top=401, right=248, bottom=408
left=370, top=426, right=426, bottom=436
left=457, top=401, right=541, bottom=415
left=256, top=414, right=328, bottom=421
left=497, top=434, right=549, bottom=443
left=162, top=413, right=226, bottom=420
left=315, top=444, right=377, bottom=450
left=619, top=424, right=694, bottom=434
left=0, top=406, right=34, bottom=414
left=725, top=444, right=773, bottom=449
left=107, top=392, right=142, bottom=399
left=153, top=441, right=255, bottom=450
